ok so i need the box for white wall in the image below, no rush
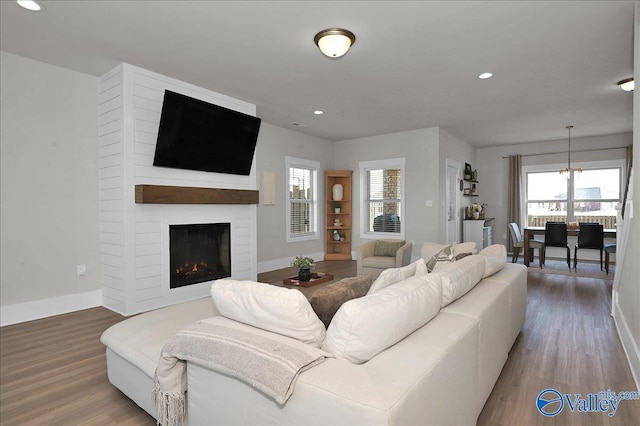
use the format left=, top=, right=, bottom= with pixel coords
left=476, top=133, right=631, bottom=249
left=0, top=52, right=101, bottom=323
left=613, top=0, right=639, bottom=391
left=439, top=129, right=477, bottom=242
left=334, top=127, right=441, bottom=257
left=255, top=123, right=334, bottom=272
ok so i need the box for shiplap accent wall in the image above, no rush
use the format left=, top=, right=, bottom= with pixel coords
left=98, top=63, right=257, bottom=316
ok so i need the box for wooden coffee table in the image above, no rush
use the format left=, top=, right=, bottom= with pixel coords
left=283, top=272, right=334, bottom=288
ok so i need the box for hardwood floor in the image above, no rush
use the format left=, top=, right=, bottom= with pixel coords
left=1, top=262, right=637, bottom=425
left=478, top=270, right=640, bottom=425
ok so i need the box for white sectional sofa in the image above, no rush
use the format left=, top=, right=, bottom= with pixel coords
left=101, top=246, right=526, bottom=425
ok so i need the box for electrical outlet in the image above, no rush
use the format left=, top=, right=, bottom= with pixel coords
left=77, top=265, right=86, bottom=276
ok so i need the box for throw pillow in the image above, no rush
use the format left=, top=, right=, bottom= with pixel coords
left=309, top=275, right=374, bottom=328
left=431, top=255, right=486, bottom=307
left=426, top=244, right=454, bottom=272
left=210, top=279, right=326, bottom=347
left=421, top=242, right=477, bottom=263
left=374, top=240, right=405, bottom=257
left=322, top=273, right=443, bottom=364
left=478, top=244, right=507, bottom=277
left=367, top=261, right=417, bottom=294
left=414, top=258, right=429, bottom=276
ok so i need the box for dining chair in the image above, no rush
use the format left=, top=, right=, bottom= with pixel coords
left=574, top=223, right=604, bottom=270
left=604, top=244, right=616, bottom=275
left=508, top=223, right=544, bottom=267
left=543, top=222, right=570, bottom=269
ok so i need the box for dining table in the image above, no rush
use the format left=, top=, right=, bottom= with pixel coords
left=523, top=226, right=617, bottom=267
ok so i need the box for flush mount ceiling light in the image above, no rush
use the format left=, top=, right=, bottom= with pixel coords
left=17, top=0, right=44, bottom=11
left=478, top=72, right=493, bottom=79
left=314, top=28, right=356, bottom=58
left=313, top=110, right=324, bottom=115
left=617, top=77, right=634, bottom=92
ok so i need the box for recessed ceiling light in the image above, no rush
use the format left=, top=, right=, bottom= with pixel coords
left=17, top=0, right=44, bottom=11
left=313, top=110, right=324, bottom=115
left=478, top=72, right=493, bottom=79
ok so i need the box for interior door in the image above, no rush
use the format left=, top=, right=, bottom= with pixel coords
left=446, top=160, right=462, bottom=243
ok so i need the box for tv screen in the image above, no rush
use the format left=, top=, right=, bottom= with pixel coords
left=153, top=90, right=261, bottom=175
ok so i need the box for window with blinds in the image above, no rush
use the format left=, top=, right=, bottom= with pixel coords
left=286, top=157, right=319, bottom=242
left=360, top=158, right=405, bottom=238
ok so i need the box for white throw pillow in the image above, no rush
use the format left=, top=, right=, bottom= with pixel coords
left=211, top=279, right=326, bottom=347
left=367, top=261, right=417, bottom=294
left=478, top=244, right=507, bottom=278
left=322, top=273, right=443, bottom=364
left=421, top=242, right=477, bottom=263
left=414, top=258, right=429, bottom=276
left=432, top=255, right=486, bottom=307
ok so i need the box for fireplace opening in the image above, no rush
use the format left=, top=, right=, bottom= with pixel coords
left=169, top=223, right=231, bottom=289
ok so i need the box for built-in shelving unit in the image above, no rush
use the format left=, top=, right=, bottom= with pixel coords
left=325, top=170, right=352, bottom=261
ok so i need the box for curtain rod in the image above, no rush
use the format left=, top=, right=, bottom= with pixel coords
left=501, top=146, right=626, bottom=159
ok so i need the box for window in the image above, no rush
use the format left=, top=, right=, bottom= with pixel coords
left=286, top=157, right=319, bottom=242
left=524, top=162, right=622, bottom=229
left=360, top=158, right=405, bottom=239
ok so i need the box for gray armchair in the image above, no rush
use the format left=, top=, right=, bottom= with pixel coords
left=356, top=239, right=413, bottom=278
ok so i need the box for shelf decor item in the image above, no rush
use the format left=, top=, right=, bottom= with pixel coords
left=334, top=203, right=341, bottom=213
left=291, top=256, right=315, bottom=282
left=471, top=203, right=483, bottom=220
left=332, top=183, right=344, bottom=201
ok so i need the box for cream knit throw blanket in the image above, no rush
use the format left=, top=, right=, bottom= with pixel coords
left=153, top=318, right=329, bottom=426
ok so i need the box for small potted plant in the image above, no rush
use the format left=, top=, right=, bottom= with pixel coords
left=291, top=256, right=314, bottom=282
left=334, top=203, right=341, bottom=214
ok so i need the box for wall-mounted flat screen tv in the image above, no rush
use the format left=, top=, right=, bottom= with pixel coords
left=153, top=90, right=261, bottom=175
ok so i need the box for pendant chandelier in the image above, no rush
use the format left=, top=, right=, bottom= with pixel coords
left=559, top=125, right=582, bottom=178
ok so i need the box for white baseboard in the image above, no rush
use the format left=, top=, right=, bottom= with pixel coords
left=257, top=251, right=330, bottom=274
left=0, top=289, right=102, bottom=327
left=613, top=300, right=640, bottom=392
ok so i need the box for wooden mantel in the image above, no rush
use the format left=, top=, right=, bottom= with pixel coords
left=135, top=185, right=259, bottom=205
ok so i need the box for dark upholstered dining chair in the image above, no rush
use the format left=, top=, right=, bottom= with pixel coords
left=574, top=223, right=604, bottom=271
left=604, top=244, right=616, bottom=275
left=543, top=222, right=570, bottom=269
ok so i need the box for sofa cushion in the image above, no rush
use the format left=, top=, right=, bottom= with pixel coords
left=367, top=261, right=417, bottom=294
left=432, top=255, right=486, bottom=307
left=210, top=279, right=325, bottom=347
left=478, top=244, right=507, bottom=277
left=374, top=240, right=405, bottom=257
left=421, top=242, right=477, bottom=263
left=309, top=275, right=374, bottom=328
left=322, top=273, right=443, bottom=364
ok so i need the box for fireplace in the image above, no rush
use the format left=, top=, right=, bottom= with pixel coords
left=169, top=223, right=231, bottom=289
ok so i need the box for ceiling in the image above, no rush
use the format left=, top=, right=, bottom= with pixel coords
left=0, top=1, right=634, bottom=147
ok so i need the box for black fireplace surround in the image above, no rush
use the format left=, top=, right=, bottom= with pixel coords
left=169, top=223, right=231, bottom=289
